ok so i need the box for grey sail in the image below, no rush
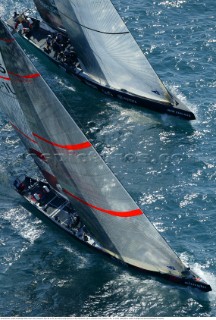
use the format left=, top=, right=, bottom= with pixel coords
left=55, top=0, right=174, bottom=103
left=0, top=20, right=187, bottom=276
left=33, top=0, right=64, bottom=30
left=0, top=51, right=57, bottom=187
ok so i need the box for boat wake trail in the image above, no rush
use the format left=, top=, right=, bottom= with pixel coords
left=168, top=84, right=197, bottom=116
left=0, top=5, right=5, bottom=16
left=180, top=253, right=215, bottom=301
left=191, top=263, right=216, bottom=301
left=0, top=165, right=19, bottom=202
left=0, top=207, right=44, bottom=274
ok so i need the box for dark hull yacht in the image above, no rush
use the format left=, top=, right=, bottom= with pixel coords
left=14, top=176, right=211, bottom=292
left=7, top=3, right=195, bottom=120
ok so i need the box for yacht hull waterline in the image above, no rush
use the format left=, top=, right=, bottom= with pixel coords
left=15, top=176, right=211, bottom=292
left=7, top=14, right=195, bottom=120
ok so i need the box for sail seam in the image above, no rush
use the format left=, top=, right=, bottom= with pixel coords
left=63, top=188, right=143, bottom=218
left=33, top=132, right=92, bottom=150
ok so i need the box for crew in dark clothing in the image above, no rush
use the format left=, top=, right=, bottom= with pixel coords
left=44, top=35, right=52, bottom=54
left=13, top=12, right=19, bottom=19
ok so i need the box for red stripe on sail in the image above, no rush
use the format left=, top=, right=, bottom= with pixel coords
left=11, top=124, right=47, bottom=161
left=0, top=73, right=40, bottom=81
left=0, top=75, right=10, bottom=80
left=33, top=132, right=92, bottom=150
left=8, top=71, right=40, bottom=79
left=10, top=122, right=37, bottom=144
left=63, top=188, right=143, bottom=218
left=0, top=38, right=14, bottom=43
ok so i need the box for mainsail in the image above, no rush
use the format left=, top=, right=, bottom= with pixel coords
left=0, top=20, right=187, bottom=276
left=33, top=0, right=64, bottom=30
left=54, top=0, right=174, bottom=104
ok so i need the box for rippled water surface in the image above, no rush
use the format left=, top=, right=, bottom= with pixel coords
left=0, top=0, right=216, bottom=317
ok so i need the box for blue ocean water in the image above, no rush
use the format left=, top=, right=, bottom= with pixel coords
left=0, top=0, right=216, bottom=317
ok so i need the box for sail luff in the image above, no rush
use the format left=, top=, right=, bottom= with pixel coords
left=0, top=20, right=187, bottom=275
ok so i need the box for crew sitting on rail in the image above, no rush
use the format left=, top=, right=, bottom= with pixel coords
left=52, top=40, right=63, bottom=59
left=43, top=185, right=50, bottom=193
left=23, top=17, right=33, bottom=38
left=76, top=226, right=84, bottom=239
left=82, top=226, right=89, bottom=242
left=44, top=35, right=53, bottom=54
left=14, top=14, right=33, bottom=38
left=67, top=214, right=81, bottom=230
left=76, top=225, right=89, bottom=242
left=14, top=13, right=25, bottom=29
left=26, top=17, right=34, bottom=28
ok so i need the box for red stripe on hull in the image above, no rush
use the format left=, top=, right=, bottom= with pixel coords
left=33, top=132, right=92, bottom=150
left=63, top=188, right=143, bottom=218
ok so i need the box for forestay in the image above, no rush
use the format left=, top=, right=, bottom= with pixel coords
left=55, top=0, right=172, bottom=104
left=0, top=20, right=186, bottom=276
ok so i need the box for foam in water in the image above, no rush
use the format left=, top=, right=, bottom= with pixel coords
left=63, top=244, right=90, bottom=270
left=0, top=207, right=44, bottom=274
left=180, top=252, right=215, bottom=301
left=58, top=78, right=76, bottom=92
left=170, top=84, right=197, bottom=115
left=3, top=207, right=44, bottom=244
left=192, top=263, right=216, bottom=300
left=0, top=5, right=4, bottom=15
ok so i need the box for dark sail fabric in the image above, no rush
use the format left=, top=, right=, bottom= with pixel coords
left=55, top=0, right=173, bottom=104
left=0, top=20, right=186, bottom=276
left=33, top=0, right=64, bottom=30
left=0, top=51, right=57, bottom=187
